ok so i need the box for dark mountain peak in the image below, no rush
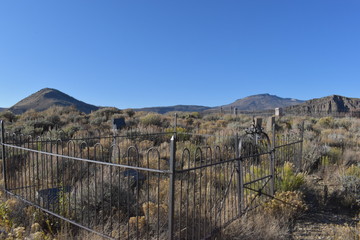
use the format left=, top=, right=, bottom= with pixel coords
left=9, top=88, right=99, bottom=114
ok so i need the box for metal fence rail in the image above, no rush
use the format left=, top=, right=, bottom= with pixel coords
left=0, top=120, right=304, bottom=239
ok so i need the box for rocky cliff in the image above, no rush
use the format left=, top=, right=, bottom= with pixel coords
left=286, top=95, right=360, bottom=115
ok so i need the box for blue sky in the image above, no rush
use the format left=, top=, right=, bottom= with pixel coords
left=1, top=0, right=360, bottom=109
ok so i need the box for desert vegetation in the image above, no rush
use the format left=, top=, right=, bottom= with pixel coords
left=0, top=107, right=360, bottom=239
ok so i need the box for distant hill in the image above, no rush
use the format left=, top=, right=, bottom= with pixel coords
left=9, top=88, right=99, bottom=114
left=136, top=105, right=211, bottom=114
left=218, top=94, right=304, bottom=111
left=0, top=108, right=6, bottom=112
left=137, top=94, right=304, bottom=114
left=286, top=95, right=360, bottom=115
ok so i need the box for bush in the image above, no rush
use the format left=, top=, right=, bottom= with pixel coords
left=340, top=164, right=360, bottom=207
left=140, top=114, right=163, bottom=127
left=263, top=191, right=307, bottom=219
left=276, top=162, right=305, bottom=192
left=317, top=117, right=335, bottom=129
left=0, top=111, right=17, bottom=123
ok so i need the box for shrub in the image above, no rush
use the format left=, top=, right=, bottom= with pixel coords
left=276, top=162, right=305, bottom=192
left=125, top=109, right=135, bottom=118
left=340, top=164, right=360, bottom=207
left=317, top=117, right=335, bottom=129
left=325, top=147, right=343, bottom=164
left=0, top=111, right=17, bottom=123
left=0, top=201, right=13, bottom=231
left=165, top=127, right=190, bottom=141
left=263, top=191, right=307, bottom=219
left=140, top=114, right=163, bottom=127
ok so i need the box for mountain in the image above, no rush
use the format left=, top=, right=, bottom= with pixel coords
left=9, top=88, right=99, bottom=114
left=136, top=105, right=211, bottom=114
left=218, top=94, right=304, bottom=111
left=137, top=94, right=304, bottom=114
left=286, top=95, right=360, bottom=115
left=0, top=108, right=6, bottom=112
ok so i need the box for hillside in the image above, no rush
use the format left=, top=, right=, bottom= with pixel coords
left=286, top=95, right=360, bottom=115
left=218, top=94, right=304, bottom=111
left=137, top=94, right=304, bottom=114
left=9, top=88, right=99, bottom=114
left=136, top=105, right=211, bottom=114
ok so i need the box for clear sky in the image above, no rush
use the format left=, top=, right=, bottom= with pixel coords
left=1, top=0, right=360, bottom=109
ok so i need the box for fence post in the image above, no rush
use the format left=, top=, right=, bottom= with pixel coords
left=270, top=123, right=276, bottom=196
left=173, top=113, right=177, bottom=132
left=235, top=133, right=244, bottom=215
left=168, top=135, right=176, bottom=240
left=298, top=121, right=304, bottom=172
left=0, top=121, right=7, bottom=191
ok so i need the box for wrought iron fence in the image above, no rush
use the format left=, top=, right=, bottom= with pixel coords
left=0, top=120, right=303, bottom=239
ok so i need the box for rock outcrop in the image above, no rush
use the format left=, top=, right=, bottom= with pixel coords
left=286, top=95, right=360, bottom=115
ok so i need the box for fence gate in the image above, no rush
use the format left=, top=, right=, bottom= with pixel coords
left=238, top=120, right=275, bottom=213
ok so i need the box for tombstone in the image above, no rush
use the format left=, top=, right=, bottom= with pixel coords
left=266, top=116, right=275, bottom=132
left=255, top=117, right=263, bottom=129
left=36, top=186, right=71, bottom=209
left=112, top=118, right=126, bottom=161
left=275, top=108, right=283, bottom=117
left=123, top=169, right=146, bottom=190
left=112, top=118, right=126, bottom=130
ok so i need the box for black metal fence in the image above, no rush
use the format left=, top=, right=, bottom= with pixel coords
left=0, top=120, right=303, bottom=239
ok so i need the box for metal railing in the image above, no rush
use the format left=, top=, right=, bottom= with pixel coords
left=0, top=120, right=303, bottom=239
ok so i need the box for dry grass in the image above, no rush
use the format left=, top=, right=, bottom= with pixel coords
left=222, top=211, right=291, bottom=240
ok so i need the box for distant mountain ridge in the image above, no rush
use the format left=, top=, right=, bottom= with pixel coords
left=138, top=94, right=304, bottom=114
left=136, top=105, right=211, bottom=114
left=6, top=88, right=360, bottom=116
left=286, top=95, right=360, bottom=114
left=9, top=88, right=99, bottom=114
left=218, top=94, right=304, bottom=111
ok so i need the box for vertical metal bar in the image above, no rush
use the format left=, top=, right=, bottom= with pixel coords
left=178, top=154, right=183, bottom=240
left=235, top=134, right=243, bottom=214
left=28, top=137, right=32, bottom=202
left=80, top=142, right=84, bottom=225
left=1, top=121, right=7, bottom=191
left=35, top=138, right=40, bottom=205
left=109, top=163, right=113, bottom=234
left=11, top=134, right=15, bottom=193
left=136, top=156, right=139, bottom=240
left=186, top=153, right=190, bottom=240
left=198, top=152, right=202, bottom=239
left=146, top=151, right=150, bottom=240
left=168, top=135, right=176, bottom=240
left=270, top=123, right=276, bottom=195
left=298, top=121, right=304, bottom=172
